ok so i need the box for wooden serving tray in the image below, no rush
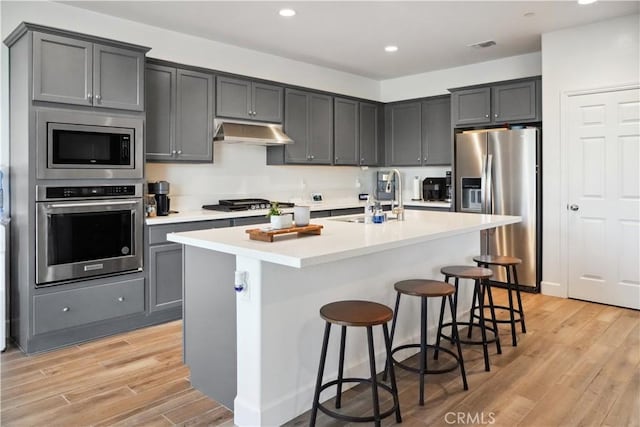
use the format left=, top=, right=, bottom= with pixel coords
left=245, top=224, right=323, bottom=242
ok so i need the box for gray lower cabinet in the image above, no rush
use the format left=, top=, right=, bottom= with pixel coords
left=146, top=62, right=214, bottom=162
left=386, top=102, right=423, bottom=166
left=216, top=76, right=283, bottom=123
left=422, top=97, right=452, bottom=165
left=334, top=98, right=359, bottom=165
left=32, top=31, right=145, bottom=111
left=267, top=89, right=333, bottom=165
left=232, top=216, right=269, bottom=226
left=146, top=219, right=232, bottom=312
left=451, top=78, right=541, bottom=127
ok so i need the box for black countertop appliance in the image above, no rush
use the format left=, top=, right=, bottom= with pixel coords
left=422, top=177, right=447, bottom=201
left=148, top=181, right=170, bottom=216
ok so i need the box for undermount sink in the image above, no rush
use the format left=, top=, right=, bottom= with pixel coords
left=330, top=214, right=398, bottom=223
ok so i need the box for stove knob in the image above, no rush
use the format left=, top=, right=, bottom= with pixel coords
left=250, top=205, right=256, bottom=210
left=260, top=203, right=267, bottom=209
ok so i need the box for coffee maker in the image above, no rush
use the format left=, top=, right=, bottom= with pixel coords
left=148, top=181, right=171, bottom=216
left=375, top=171, right=395, bottom=201
left=422, top=177, right=446, bottom=201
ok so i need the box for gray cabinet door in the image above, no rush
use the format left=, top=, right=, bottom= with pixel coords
left=452, top=87, right=491, bottom=126
left=93, top=44, right=144, bottom=111
left=308, top=93, right=333, bottom=164
left=422, top=97, right=452, bottom=166
left=145, top=64, right=176, bottom=161
left=149, top=243, right=183, bottom=312
left=32, top=32, right=93, bottom=106
left=333, top=97, right=358, bottom=165
left=284, top=89, right=309, bottom=163
left=216, top=76, right=251, bottom=120
left=359, top=102, right=378, bottom=166
left=492, top=80, right=537, bottom=123
left=387, top=102, right=422, bottom=166
left=176, top=69, right=214, bottom=162
left=252, top=83, right=283, bottom=123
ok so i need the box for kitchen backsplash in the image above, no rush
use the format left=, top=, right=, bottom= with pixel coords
left=146, top=143, right=449, bottom=211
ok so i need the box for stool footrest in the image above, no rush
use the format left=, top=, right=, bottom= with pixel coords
left=390, top=344, right=461, bottom=375
left=471, top=305, right=524, bottom=324
left=439, top=321, right=499, bottom=345
left=317, top=378, right=399, bottom=423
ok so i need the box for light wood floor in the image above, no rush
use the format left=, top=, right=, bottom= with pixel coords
left=1, top=290, right=638, bottom=426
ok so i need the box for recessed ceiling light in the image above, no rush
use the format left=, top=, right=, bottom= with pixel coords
left=468, top=40, right=497, bottom=49
left=279, top=8, right=296, bottom=17
left=577, top=0, right=597, bottom=4
left=384, top=45, right=398, bottom=53
left=523, top=12, right=535, bottom=17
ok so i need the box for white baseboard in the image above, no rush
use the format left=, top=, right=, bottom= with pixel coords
left=541, top=281, right=566, bottom=298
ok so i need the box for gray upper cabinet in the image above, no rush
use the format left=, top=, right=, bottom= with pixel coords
left=176, top=69, right=214, bottom=162
left=451, top=78, right=541, bottom=127
left=32, top=32, right=144, bottom=111
left=386, top=102, right=422, bottom=166
left=334, top=98, right=358, bottom=165
left=146, top=63, right=214, bottom=162
left=216, top=76, right=283, bottom=123
left=145, top=64, right=176, bottom=161
left=268, top=88, right=332, bottom=165
left=422, top=97, right=451, bottom=166
left=492, top=80, right=538, bottom=123
left=359, top=102, right=379, bottom=166
left=451, top=87, right=491, bottom=127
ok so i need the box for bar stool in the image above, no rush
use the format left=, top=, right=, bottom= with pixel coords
left=310, top=300, right=402, bottom=427
left=472, top=255, right=527, bottom=346
left=436, top=266, right=501, bottom=372
left=385, top=279, right=468, bottom=406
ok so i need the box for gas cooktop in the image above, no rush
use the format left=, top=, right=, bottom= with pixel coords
left=202, top=198, right=295, bottom=212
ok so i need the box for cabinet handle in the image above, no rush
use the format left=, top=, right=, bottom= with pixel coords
left=485, top=114, right=489, bottom=118
left=171, top=150, right=177, bottom=155
left=87, top=93, right=92, bottom=103
left=117, top=296, right=125, bottom=302
left=177, top=150, right=182, bottom=155
left=335, top=157, right=339, bottom=162
left=311, top=155, right=315, bottom=160
left=494, top=113, right=498, bottom=118
left=62, top=307, right=70, bottom=312
left=417, top=156, right=421, bottom=161
left=361, top=158, right=365, bottom=162
left=424, top=157, right=428, bottom=162
left=96, top=94, right=102, bottom=102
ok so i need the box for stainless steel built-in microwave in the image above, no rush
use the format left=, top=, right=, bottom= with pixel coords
left=36, top=109, right=144, bottom=180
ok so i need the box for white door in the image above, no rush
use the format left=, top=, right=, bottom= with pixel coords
left=567, top=87, right=640, bottom=309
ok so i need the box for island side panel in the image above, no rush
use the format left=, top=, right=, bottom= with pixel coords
left=234, top=231, right=479, bottom=426
left=183, top=245, right=237, bottom=409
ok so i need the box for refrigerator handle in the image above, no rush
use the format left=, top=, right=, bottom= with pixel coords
left=486, top=154, right=494, bottom=215
left=480, top=156, right=487, bottom=213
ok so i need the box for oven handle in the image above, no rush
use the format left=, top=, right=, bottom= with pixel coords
left=47, top=200, right=138, bottom=209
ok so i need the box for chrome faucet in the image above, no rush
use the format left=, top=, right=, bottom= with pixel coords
left=385, top=168, right=405, bottom=221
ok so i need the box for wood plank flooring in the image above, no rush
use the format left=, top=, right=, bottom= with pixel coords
left=1, top=290, right=638, bottom=426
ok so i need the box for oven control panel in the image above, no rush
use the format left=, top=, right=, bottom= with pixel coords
left=37, top=183, right=142, bottom=201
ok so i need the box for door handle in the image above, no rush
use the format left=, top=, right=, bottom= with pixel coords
left=568, top=204, right=579, bottom=211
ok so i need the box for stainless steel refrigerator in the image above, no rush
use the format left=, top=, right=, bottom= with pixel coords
left=455, top=128, right=540, bottom=288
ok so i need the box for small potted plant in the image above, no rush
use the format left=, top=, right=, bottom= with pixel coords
left=267, top=202, right=292, bottom=229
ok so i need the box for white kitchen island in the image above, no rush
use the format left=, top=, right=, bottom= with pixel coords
left=168, top=210, right=520, bottom=426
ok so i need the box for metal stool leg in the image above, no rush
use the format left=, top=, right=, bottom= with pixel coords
left=448, top=294, right=468, bottom=390
left=366, top=326, right=382, bottom=427
left=435, top=276, right=452, bottom=353
left=419, top=296, right=427, bottom=406
left=310, top=322, right=331, bottom=427
left=433, top=295, right=446, bottom=360
left=476, top=280, right=491, bottom=372
left=505, top=266, right=518, bottom=346
left=467, top=278, right=479, bottom=339
left=335, top=326, right=347, bottom=408
left=513, top=266, right=527, bottom=333
left=383, top=292, right=401, bottom=382
left=382, top=323, right=402, bottom=423
left=484, top=281, right=502, bottom=355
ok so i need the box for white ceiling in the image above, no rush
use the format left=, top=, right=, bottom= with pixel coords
left=62, top=1, right=639, bottom=80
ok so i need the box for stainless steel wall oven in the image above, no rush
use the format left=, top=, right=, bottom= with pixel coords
left=36, top=109, right=144, bottom=180
left=35, top=184, right=143, bottom=286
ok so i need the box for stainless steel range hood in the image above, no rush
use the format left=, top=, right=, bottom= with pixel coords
left=213, top=119, right=293, bottom=146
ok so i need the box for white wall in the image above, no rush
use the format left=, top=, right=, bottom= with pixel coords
left=380, top=52, right=542, bottom=102
left=541, top=14, right=640, bottom=296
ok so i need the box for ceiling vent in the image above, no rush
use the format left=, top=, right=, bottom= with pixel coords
left=468, top=40, right=496, bottom=49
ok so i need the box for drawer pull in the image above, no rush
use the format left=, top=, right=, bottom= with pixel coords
left=118, top=296, right=125, bottom=302
left=62, top=307, right=70, bottom=312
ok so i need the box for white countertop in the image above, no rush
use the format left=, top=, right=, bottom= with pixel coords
left=146, top=199, right=451, bottom=225
left=167, top=210, right=518, bottom=268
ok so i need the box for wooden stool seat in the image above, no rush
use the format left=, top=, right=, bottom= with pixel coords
left=320, top=300, right=393, bottom=327
left=473, top=255, right=522, bottom=266
left=440, top=265, right=493, bottom=280
left=394, top=279, right=455, bottom=297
